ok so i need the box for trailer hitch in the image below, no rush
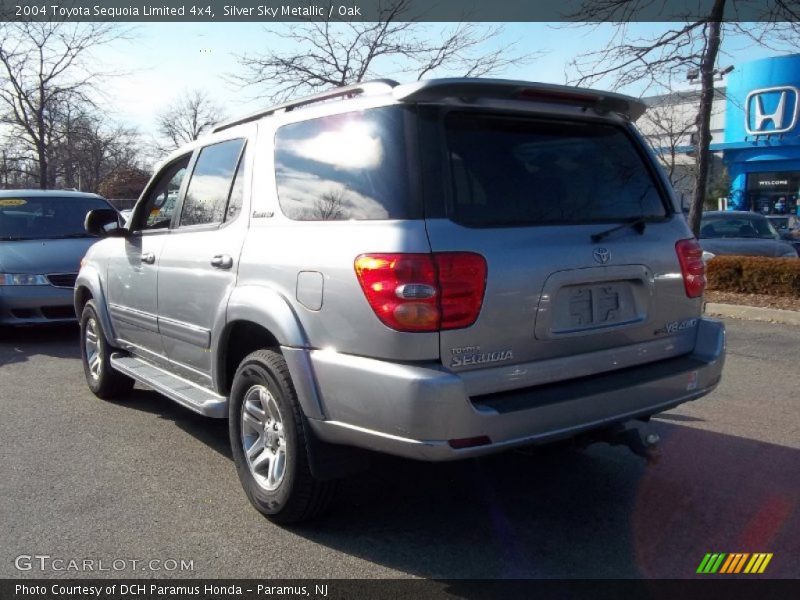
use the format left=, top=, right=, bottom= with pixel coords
left=576, top=422, right=661, bottom=464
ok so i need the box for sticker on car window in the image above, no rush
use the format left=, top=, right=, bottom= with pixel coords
left=0, top=198, right=27, bottom=206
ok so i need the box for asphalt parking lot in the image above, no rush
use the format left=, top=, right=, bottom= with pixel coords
left=1, top=317, right=798, bottom=579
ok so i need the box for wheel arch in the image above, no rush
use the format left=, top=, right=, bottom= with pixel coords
left=213, top=285, right=325, bottom=420
left=74, top=268, right=116, bottom=344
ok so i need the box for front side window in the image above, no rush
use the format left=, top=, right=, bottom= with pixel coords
left=180, top=139, right=245, bottom=227
left=274, top=107, right=414, bottom=221
left=443, top=113, right=668, bottom=226
left=136, top=155, right=191, bottom=231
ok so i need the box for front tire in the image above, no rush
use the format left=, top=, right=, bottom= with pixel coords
left=80, top=301, right=134, bottom=399
left=229, top=349, right=335, bottom=524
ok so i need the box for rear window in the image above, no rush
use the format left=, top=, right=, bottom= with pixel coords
left=443, top=113, right=668, bottom=226
left=0, top=196, right=111, bottom=241
left=274, top=107, right=415, bottom=221
left=700, top=216, right=778, bottom=240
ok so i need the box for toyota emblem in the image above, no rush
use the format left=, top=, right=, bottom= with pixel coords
left=593, top=248, right=610, bottom=264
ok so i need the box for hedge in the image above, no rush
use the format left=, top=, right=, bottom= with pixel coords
left=706, top=256, right=800, bottom=297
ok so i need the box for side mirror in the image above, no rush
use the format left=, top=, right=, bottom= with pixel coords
left=85, top=208, right=126, bottom=238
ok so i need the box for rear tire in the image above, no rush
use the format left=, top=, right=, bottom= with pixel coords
left=80, top=301, right=134, bottom=399
left=229, top=349, right=336, bottom=524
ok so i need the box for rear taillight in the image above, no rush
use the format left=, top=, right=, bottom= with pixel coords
left=675, top=238, right=706, bottom=298
left=354, top=252, right=487, bottom=332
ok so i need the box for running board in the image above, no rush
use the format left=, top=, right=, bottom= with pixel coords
left=109, top=353, right=227, bottom=418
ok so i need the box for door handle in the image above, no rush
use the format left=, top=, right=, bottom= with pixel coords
left=210, top=254, right=233, bottom=269
left=141, top=252, right=156, bottom=264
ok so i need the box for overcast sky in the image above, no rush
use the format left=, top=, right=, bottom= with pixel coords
left=89, top=22, right=784, bottom=141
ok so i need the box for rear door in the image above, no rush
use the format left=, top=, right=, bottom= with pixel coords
left=423, top=109, right=700, bottom=375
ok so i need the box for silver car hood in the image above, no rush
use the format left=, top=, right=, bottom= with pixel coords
left=0, top=237, right=97, bottom=274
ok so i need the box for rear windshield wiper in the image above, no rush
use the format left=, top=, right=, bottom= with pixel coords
left=591, top=218, right=647, bottom=243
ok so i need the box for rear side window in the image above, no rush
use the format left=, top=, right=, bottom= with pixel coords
left=226, top=159, right=245, bottom=221
left=444, top=113, right=668, bottom=226
left=180, top=139, right=245, bottom=227
left=275, top=107, right=414, bottom=221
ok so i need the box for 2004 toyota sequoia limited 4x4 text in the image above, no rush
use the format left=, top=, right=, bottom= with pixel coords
left=76, top=78, right=725, bottom=523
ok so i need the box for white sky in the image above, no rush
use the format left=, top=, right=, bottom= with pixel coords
left=88, top=22, right=786, bottom=141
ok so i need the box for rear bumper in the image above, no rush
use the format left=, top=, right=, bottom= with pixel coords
left=304, top=318, right=725, bottom=461
left=0, top=285, right=76, bottom=325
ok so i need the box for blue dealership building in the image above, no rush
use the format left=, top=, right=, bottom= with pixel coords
left=714, top=53, right=800, bottom=215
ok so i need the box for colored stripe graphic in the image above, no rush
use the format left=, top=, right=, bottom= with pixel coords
left=757, top=553, right=773, bottom=573
left=734, top=553, right=750, bottom=573
left=725, top=553, right=749, bottom=573
left=700, top=553, right=773, bottom=574
left=697, top=553, right=726, bottom=573
left=719, top=554, right=736, bottom=573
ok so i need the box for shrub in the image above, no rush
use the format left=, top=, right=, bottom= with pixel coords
left=706, top=256, right=800, bottom=297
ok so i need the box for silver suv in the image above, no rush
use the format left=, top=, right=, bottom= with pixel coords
left=76, top=79, right=725, bottom=523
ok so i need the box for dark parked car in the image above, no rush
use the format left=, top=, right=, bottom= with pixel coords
left=699, top=211, right=799, bottom=259
left=766, top=215, right=800, bottom=255
left=0, top=190, right=117, bottom=325
left=766, top=215, right=792, bottom=233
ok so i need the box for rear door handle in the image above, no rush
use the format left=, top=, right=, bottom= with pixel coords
left=141, top=252, right=156, bottom=264
left=210, top=254, right=233, bottom=269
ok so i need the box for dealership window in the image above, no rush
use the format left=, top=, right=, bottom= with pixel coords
left=746, top=171, right=800, bottom=216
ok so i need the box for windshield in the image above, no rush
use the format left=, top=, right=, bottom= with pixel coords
left=0, top=196, right=111, bottom=241
left=768, top=217, right=789, bottom=230
left=700, top=216, right=779, bottom=240
left=443, top=113, right=668, bottom=227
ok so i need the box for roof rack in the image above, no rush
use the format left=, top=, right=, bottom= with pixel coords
left=212, top=79, right=399, bottom=133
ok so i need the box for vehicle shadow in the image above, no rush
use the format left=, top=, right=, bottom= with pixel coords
left=291, top=421, right=800, bottom=579
left=113, top=392, right=800, bottom=578
left=108, top=387, right=232, bottom=460
left=0, top=324, right=80, bottom=366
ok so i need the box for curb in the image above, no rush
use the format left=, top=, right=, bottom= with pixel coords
left=704, top=302, right=800, bottom=326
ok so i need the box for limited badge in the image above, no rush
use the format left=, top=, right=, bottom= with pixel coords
left=654, top=318, right=698, bottom=336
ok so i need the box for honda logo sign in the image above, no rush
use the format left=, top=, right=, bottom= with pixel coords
left=745, top=86, right=799, bottom=135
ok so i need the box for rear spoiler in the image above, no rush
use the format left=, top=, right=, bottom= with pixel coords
left=393, top=79, right=646, bottom=122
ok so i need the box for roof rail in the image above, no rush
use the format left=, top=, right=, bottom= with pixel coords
left=212, top=79, right=399, bottom=133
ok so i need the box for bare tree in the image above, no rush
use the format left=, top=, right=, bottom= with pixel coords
left=98, top=166, right=151, bottom=200
left=641, top=100, right=697, bottom=188
left=0, top=22, right=120, bottom=189
left=310, top=189, right=346, bottom=220
left=1, top=101, right=144, bottom=193
left=0, top=141, right=36, bottom=188
left=65, top=116, right=141, bottom=192
left=233, top=0, right=534, bottom=102
left=156, top=90, right=225, bottom=151
left=638, top=79, right=704, bottom=204
left=565, top=1, right=800, bottom=236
